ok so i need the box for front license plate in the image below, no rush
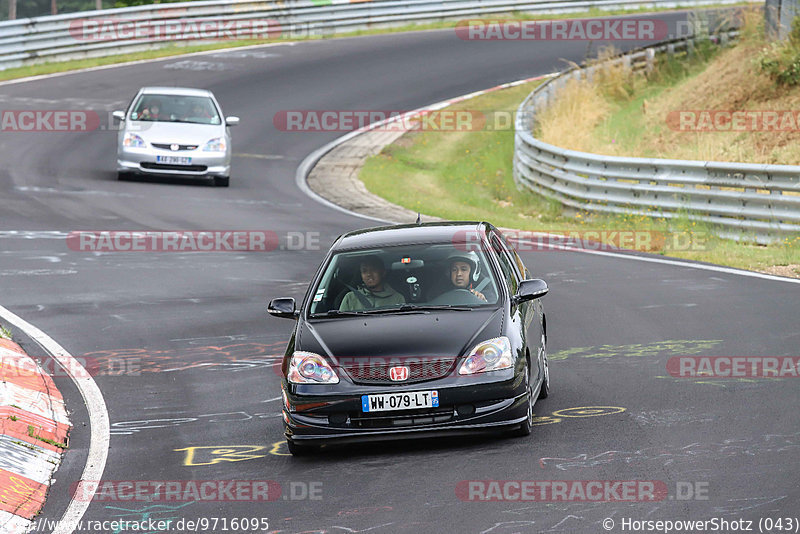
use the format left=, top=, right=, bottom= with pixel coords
left=361, top=391, right=439, bottom=412
left=156, top=155, right=192, bottom=165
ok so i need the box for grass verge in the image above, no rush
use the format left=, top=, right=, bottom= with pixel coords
left=358, top=76, right=800, bottom=276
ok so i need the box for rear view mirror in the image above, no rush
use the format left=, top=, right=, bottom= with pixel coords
left=112, top=110, right=126, bottom=121
left=268, top=297, right=299, bottom=319
left=512, top=279, right=548, bottom=304
left=226, top=116, right=240, bottom=126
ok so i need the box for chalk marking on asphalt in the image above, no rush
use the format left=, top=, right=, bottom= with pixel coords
left=0, top=304, right=109, bottom=534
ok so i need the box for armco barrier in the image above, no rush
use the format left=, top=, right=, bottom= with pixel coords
left=513, top=31, right=800, bottom=243
left=0, top=0, right=750, bottom=71
left=0, top=337, right=70, bottom=534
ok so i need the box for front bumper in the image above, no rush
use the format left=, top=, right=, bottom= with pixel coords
left=282, top=374, right=529, bottom=444
left=117, top=146, right=230, bottom=178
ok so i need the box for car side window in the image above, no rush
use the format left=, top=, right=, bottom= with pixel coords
left=507, top=239, right=530, bottom=279
left=490, top=236, right=518, bottom=295
left=495, top=231, right=529, bottom=279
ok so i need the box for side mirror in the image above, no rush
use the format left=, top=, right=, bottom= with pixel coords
left=512, top=279, right=548, bottom=304
left=268, top=297, right=299, bottom=319
left=225, top=116, right=240, bottom=126
left=112, top=110, right=126, bottom=122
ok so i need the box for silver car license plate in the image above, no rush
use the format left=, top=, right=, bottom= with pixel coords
left=156, top=155, right=192, bottom=165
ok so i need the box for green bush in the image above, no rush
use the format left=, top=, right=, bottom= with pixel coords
left=759, top=15, right=800, bottom=86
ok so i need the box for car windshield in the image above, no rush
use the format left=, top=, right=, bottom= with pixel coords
left=130, top=94, right=221, bottom=125
left=308, top=242, right=501, bottom=317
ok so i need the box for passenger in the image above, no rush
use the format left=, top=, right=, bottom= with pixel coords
left=139, top=99, right=163, bottom=120
left=447, top=251, right=487, bottom=302
left=339, top=255, right=405, bottom=311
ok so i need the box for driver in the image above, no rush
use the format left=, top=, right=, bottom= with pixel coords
left=339, top=255, right=405, bottom=311
left=184, top=102, right=213, bottom=121
left=447, top=251, right=487, bottom=302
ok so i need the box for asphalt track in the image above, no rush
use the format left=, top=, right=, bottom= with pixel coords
left=1, top=11, right=798, bottom=534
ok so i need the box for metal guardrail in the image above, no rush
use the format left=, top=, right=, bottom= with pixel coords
left=0, top=0, right=748, bottom=71
left=513, top=31, right=800, bottom=243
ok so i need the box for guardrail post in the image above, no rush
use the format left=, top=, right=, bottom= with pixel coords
left=645, top=48, right=655, bottom=73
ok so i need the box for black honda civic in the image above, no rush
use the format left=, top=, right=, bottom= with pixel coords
left=268, top=221, right=550, bottom=455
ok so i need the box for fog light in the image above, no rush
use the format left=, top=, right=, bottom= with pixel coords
left=328, top=413, right=347, bottom=425
left=457, top=404, right=475, bottom=416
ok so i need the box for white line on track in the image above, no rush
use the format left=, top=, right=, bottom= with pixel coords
left=514, top=240, right=800, bottom=285
left=0, top=305, right=109, bottom=534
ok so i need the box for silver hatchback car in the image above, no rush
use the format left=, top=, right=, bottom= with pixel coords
left=114, top=87, right=239, bottom=187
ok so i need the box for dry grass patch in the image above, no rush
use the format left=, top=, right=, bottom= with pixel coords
left=537, top=77, right=612, bottom=152
left=538, top=8, right=800, bottom=164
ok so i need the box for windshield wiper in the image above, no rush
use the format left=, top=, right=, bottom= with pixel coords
left=353, top=304, right=474, bottom=314
left=312, top=304, right=475, bottom=318
left=394, top=304, right=474, bottom=312
left=312, top=310, right=371, bottom=317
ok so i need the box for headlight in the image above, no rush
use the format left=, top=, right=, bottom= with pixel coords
left=202, top=137, right=226, bottom=152
left=287, top=351, right=339, bottom=384
left=122, top=132, right=146, bottom=148
left=459, top=336, right=513, bottom=375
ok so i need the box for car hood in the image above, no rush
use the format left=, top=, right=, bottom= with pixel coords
left=129, top=121, right=224, bottom=144
left=299, top=308, right=503, bottom=360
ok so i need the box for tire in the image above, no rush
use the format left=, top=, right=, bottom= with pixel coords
left=510, top=360, right=533, bottom=437
left=117, top=171, right=130, bottom=181
left=538, top=333, right=550, bottom=400
left=214, top=176, right=230, bottom=187
left=287, top=439, right=315, bottom=456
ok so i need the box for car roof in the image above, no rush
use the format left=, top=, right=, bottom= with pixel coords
left=332, top=221, right=492, bottom=251
left=139, top=87, right=214, bottom=97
